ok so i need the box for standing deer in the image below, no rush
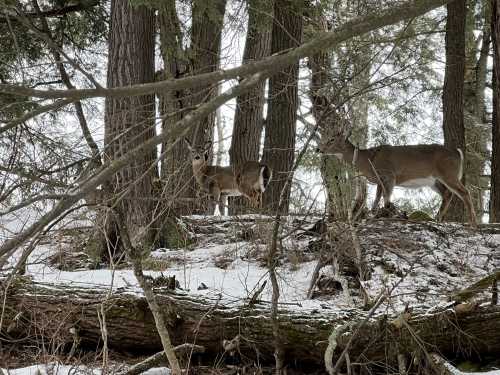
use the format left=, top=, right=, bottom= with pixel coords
left=184, top=139, right=272, bottom=211
left=317, top=129, right=477, bottom=226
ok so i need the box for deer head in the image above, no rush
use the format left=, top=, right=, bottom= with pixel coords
left=184, top=138, right=212, bottom=171
left=317, top=125, right=353, bottom=159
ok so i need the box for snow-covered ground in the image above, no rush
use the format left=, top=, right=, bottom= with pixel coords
left=2, top=214, right=500, bottom=372
left=0, top=364, right=170, bottom=375
left=5, top=214, right=500, bottom=316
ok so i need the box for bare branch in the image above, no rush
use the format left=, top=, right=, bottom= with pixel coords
left=0, top=73, right=265, bottom=262
left=0, top=0, right=452, bottom=100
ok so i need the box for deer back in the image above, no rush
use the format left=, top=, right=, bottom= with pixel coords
left=358, top=144, right=463, bottom=185
left=194, top=165, right=240, bottom=194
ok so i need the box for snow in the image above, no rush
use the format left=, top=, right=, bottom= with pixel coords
left=440, top=362, right=500, bottom=375
left=139, top=368, right=171, bottom=375
left=0, top=365, right=171, bottom=375
left=2, top=214, right=500, bottom=370
left=0, top=364, right=100, bottom=375
left=7, top=215, right=499, bottom=319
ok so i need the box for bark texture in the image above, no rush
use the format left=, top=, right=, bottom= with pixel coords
left=98, top=0, right=156, bottom=254
left=3, top=278, right=500, bottom=370
left=464, top=2, right=490, bottom=220
left=308, top=9, right=369, bottom=221
left=160, top=0, right=227, bottom=215
left=491, top=0, right=500, bottom=222
left=441, top=0, right=468, bottom=222
left=261, top=0, right=303, bottom=214
left=229, top=0, right=273, bottom=214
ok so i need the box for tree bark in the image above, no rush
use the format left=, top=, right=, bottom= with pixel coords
left=308, top=21, right=352, bottom=221
left=463, top=2, right=491, bottom=220
left=160, top=0, right=227, bottom=215
left=308, top=7, right=369, bottom=221
left=3, top=278, right=500, bottom=371
left=228, top=0, right=273, bottom=215
left=441, top=0, right=468, bottom=222
left=97, top=0, right=156, bottom=256
left=261, top=0, right=303, bottom=214
left=491, top=0, right=500, bottom=222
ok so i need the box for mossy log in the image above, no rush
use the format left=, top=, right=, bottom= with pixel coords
left=1, top=277, right=500, bottom=368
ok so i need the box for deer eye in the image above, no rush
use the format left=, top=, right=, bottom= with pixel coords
left=204, top=153, right=209, bottom=161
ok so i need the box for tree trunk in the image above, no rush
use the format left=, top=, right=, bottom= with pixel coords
left=3, top=278, right=500, bottom=371
left=491, top=0, right=500, bottom=222
left=463, top=1, right=491, bottom=221
left=160, top=0, right=227, bottom=215
left=228, top=0, right=273, bottom=215
left=308, top=9, right=370, bottom=221
left=308, top=22, right=352, bottom=221
left=96, top=0, right=156, bottom=257
left=441, top=0, right=468, bottom=223
left=261, top=0, right=303, bottom=214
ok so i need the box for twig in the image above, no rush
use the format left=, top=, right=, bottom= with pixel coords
left=122, top=344, right=205, bottom=375
left=114, top=210, right=182, bottom=375
left=451, top=269, right=500, bottom=302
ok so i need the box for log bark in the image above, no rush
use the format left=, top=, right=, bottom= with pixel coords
left=2, top=278, right=500, bottom=369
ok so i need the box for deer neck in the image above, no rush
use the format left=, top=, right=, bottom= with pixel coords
left=339, top=142, right=358, bottom=165
left=192, top=163, right=208, bottom=184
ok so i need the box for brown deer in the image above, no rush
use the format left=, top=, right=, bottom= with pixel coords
left=317, top=128, right=477, bottom=226
left=184, top=139, right=272, bottom=211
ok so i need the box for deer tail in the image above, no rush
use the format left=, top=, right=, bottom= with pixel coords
left=456, top=148, right=464, bottom=180
left=259, top=165, right=272, bottom=192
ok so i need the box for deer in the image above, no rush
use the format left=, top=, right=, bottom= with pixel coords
left=316, top=128, right=477, bottom=227
left=184, top=138, right=272, bottom=211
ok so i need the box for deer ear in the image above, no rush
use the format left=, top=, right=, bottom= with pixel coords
left=184, top=138, right=192, bottom=150
left=204, top=140, right=212, bottom=151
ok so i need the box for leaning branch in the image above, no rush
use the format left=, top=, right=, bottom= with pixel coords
left=0, top=0, right=451, bottom=100
left=451, top=270, right=500, bottom=303
left=0, top=73, right=265, bottom=263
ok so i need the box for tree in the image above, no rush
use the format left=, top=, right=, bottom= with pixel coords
left=97, top=0, right=157, bottom=256
left=0, top=0, right=460, bottom=263
left=463, top=0, right=491, bottom=220
left=441, top=0, right=468, bottom=222
left=308, top=2, right=373, bottom=221
left=228, top=0, right=273, bottom=214
left=491, top=0, right=500, bottom=222
left=160, top=0, right=227, bottom=215
left=261, top=0, right=304, bottom=214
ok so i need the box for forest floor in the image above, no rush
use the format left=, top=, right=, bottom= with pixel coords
left=1, top=212, right=500, bottom=373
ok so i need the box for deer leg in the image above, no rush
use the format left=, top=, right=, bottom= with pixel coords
left=219, top=195, right=227, bottom=216
left=434, top=181, right=452, bottom=222
left=372, top=185, right=382, bottom=212
left=209, top=183, right=222, bottom=216
left=380, top=177, right=395, bottom=209
left=439, top=179, right=477, bottom=226
left=250, top=191, right=260, bottom=208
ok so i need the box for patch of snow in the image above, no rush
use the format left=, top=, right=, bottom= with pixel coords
left=1, top=363, right=100, bottom=375
left=7, top=215, right=500, bottom=319
left=140, top=368, right=171, bottom=375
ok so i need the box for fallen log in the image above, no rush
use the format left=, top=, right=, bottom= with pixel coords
left=1, top=277, right=500, bottom=369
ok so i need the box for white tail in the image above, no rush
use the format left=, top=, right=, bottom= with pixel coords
left=184, top=138, right=272, bottom=210
left=317, top=129, right=477, bottom=226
